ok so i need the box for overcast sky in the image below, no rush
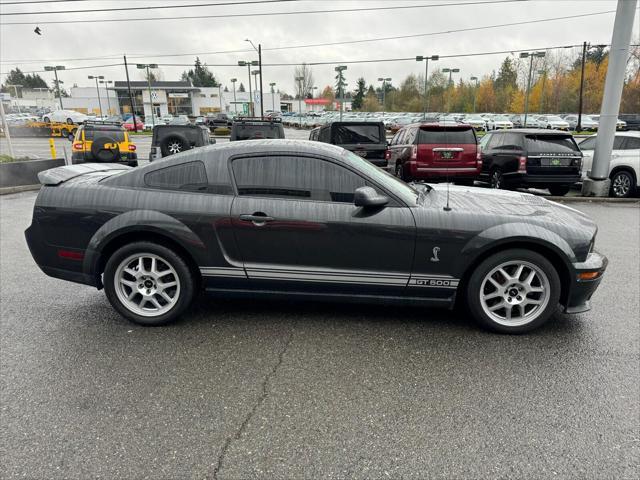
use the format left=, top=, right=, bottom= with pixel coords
left=1, top=0, right=638, bottom=94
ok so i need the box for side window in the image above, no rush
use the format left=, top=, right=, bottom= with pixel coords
left=479, top=133, right=493, bottom=150
left=232, top=156, right=368, bottom=203
left=623, top=137, right=640, bottom=150
left=145, top=161, right=209, bottom=192
left=613, top=136, right=626, bottom=150
left=318, top=127, right=330, bottom=143
left=74, top=127, right=84, bottom=141
left=390, top=130, right=401, bottom=146
left=405, top=127, right=417, bottom=145
left=578, top=137, right=596, bottom=150
left=501, top=133, right=522, bottom=150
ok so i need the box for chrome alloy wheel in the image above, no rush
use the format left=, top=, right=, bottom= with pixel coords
left=168, top=142, right=183, bottom=154
left=114, top=253, right=181, bottom=317
left=612, top=173, right=631, bottom=197
left=479, top=260, right=550, bottom=327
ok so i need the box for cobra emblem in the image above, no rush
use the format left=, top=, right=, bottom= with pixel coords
left=430, top=246, right=441, bottom=262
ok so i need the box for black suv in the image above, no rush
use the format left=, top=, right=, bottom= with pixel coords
left=149, top=124, right=215, bottom=161
left=479, top=129, right=582, bottom=196
left=619, top=114, right=640, bottom=131
left=310, top=121, right=388, bottom=168
left=205, top=113, right=233, bottom=129
left=230, top=117, right=285, bottom=141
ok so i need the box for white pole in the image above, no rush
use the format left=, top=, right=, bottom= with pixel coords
left=0, top=98, right=16, bottom=158
left=583, top=0, right=638, bottom=196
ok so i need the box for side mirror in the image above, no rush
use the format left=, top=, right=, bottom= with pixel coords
left=354, top=186, right=389, bottom=208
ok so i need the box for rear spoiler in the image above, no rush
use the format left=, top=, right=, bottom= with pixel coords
left=38, top=163, right=132, bottom=186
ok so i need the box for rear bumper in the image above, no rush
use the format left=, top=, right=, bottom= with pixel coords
left=412, top=164, right=480, bottom=180
left=504, top=172, right=581, bottom=186
left=564, top=251, right=608, bottom=314
left=72, top=152, right=138, bottom=165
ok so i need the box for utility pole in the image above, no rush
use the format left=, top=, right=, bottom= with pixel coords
left=88, top=75, right=104, bottom=117
left=441, top=68, right=460, bottom=113
left=295, top=75, right=304, bottom=126
left=137, top=63, right=158, bottom=128
left=258, top=44, right=264, bottom=119
left=100, top=80, right=113, bottom=115
left=583, top=0, right=637, bottom=197
left=123, top=55, right=138, bottom=132
left=519, top=51, right=545, bottom=126
left=0, top=96, right=15, bottom=158
left=44, top=65, right=65, bottom=109
left=377, top=77, right=391, bottom=117
left=336, top=66, right=348, bottom=121
left=416, top=55, right=438, bottom=119
left=470, top=76, right=479, bottom=113
left=230, top=78, right=238, bottom=114
left=577, top=41, right=588, bottom=131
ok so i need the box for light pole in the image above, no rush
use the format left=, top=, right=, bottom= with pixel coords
left=5, top=84, right=23, bottom=113
left=251, top=70, right=260, bottom=96
left=537, top=70, right=547, bottom=114
left=312, top=86, right=318, bottom=99
left=269, top=82, right=276, bottom=112
left=519, top=51, right=545, bottom=127
left=99, top=79, right=113, bottom=115
left=336, top=66, right=347, bottom=121
left=87, top=75, right=104, bottom=117
left=44, top=65, right=65, bottom=109
left=238, top=60, right=259, bottom=116
left=295, top=75, right=304, bottom=126
left=377, top=77, right=391, bottom=117
left=470, top=76, right=479, bottom=113
left=136, top=63, right=158, bottom=128
left=441, top=68, right=460, bottom=113
left=230, top=78, right=238, bottom=114
left=218, top=84, right=223, bottom=112
left=416, top=55, right=438, bottom=118
left=245, top=39, right=264, bottom=119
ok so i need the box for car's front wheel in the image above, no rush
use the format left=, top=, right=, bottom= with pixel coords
left=466, top=249, right=561, bottom=333
left=104, top=242, right=195, bottom=326
left=609, top=170, right=635, bottom=198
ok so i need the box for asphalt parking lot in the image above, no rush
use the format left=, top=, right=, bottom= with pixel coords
left=1, top=191, right=638, bottom=479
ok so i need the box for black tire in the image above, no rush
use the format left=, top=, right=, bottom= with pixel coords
left=60, top=128, right=69, bottom=138
left=490, top=168, right=504, bottom=189
left=609, top=170, right=635, bottom=198
left=548, top=185, right=571, bottom=196
left=90, top=135, right=121, bottom=162
left=160, top=134, right=189, bottom=157
left=66, top=118, right=74, bottom=124
left=43, top=116, right=50, bottom=123
left=466, top=249, right=561, bottom=334
left=103, top=241, right=196, bottom=326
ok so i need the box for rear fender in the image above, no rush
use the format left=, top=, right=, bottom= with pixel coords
left=83, top=209, right=207, bottom=282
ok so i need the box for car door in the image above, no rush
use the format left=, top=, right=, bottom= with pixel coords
left=478, top=132, right=494, bottom=177
left=228, top=154, right=416, bottom=295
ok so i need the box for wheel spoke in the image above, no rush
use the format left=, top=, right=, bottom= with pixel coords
left=127, top=289, right=137, bottom=301
left=124, top=267, right=137, bottom=277
left=159, top=291, right=173, bottom=303
left=158, top=280, right=177, bottom=289
left=524, top=270, right=536, bottom=286
left=514, top=264, right=524, bottom=281
left=504, top=305, right=513, bottom=320
left=488, top=301, right=505, bottom=312
left=149, top=297, right=162, bottom=309
left=120, top=278, right=136, bottom=288
left=137, top=257, right=145, bottom=273
left=488, top=277, right=504, bottom=290
left=483, top=291, right=502, bottom=301
left=150, top=257, right=157, bottom=275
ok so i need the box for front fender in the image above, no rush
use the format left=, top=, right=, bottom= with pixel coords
left=82, top=209, right=206, bottom=282
left=458, top=222, right=576, bottom=275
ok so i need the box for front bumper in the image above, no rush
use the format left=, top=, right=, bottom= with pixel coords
left=564, top=251, right=608, bottom=314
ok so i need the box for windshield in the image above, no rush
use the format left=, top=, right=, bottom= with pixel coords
left=494, top=115, right=509, bottom=121
left=234, top=124, right=281, bottom=140
left=547, top=116, right=563, bottom=121
left=418, top=127, right=476, bottom=144
left=341, top=149, right=419, bottom=205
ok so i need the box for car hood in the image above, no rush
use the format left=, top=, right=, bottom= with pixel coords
left=423, top=184, right=596, bottom=235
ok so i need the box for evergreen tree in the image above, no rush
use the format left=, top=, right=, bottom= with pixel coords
left=181, top=57, right=219, bottom=87
left=238, top=82, right=246, bottom=92
left=352, top=77, right=366, bottom=110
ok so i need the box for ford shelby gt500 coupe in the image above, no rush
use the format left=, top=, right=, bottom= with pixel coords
left=25, top=140, right=607, bottom=333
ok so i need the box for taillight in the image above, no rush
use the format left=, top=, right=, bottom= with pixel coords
left=72, top=142, right=83, bottom=150
left=411, top=144, right=417, bottom=160
left=476, top=147, right=482, bottom=167
left=385, top=149, right=390, bottom=161
left=128, top=144, right=136, bottom=151
left=518, top=156, right=527, bottom=173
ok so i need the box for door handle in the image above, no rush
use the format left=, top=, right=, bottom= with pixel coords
left=239, top=213, right=274, bottom=225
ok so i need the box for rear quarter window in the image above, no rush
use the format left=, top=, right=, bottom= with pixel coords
left=331, top=124, right=383, bottom=144
left=417, top=127, right=476, bottom=144
left=145, top=161, right=209, bottom=192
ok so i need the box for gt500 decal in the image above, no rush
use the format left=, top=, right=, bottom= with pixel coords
left=409, top=276, right=459, bottom=288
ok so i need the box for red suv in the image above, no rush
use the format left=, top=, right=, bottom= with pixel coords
left=388, top=123, right=481, bottom=184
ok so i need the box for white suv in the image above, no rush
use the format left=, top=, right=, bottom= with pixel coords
left=579, top=131, right=640, bottom=198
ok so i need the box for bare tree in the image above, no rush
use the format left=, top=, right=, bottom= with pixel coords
left=294, top=63, right=314, bottom=99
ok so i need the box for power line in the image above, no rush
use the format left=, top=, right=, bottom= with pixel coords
left=0, top=0, right=89, bottom=4
left=1, top=0, right=530, bottom=25
left=1, top=9, right=614, bottom=64
left=1, top=0, right=301, bottom=16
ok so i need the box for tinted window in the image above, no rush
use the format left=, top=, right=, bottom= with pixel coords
left=525, top=135, right=579, bottom=154
left=417, top=127, right=476, bottom=144
left=332, top=124, right=382, bottom=144
left=623, top=137, right=640, bottom=150
left=497, top=133, right=522, bottom=149
left=318, top=127, right=331, bottom=143
left=613, top=137, right=626, bottom=150
left=85, top=128, right=125, bottom=142
left=233, top=124, right=282, bottom=140
left=479, top=133, right=493, bottom=150
left=579, top=137, right=597, bottom=150
left=145, top=161, right=208, bottom=192
left=232, top=156, right=367, bottom=203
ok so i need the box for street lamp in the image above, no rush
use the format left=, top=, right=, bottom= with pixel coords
left=245, top=38, right=264, bottom=119
left=44, top=65, right=65, bottom=109
left=295, top=75, right=304, bottom=127
left=238, top=60, right=259, bottom=116
left=230, top=78, right=238, bottom=114
left=269, top=82, right=276, bottom=113
left=136, top=63, right=158, bottom=129
left=416, top=55, right=439, bottom=118
left=312, top=86, right=318, bottom=99
left=87, top=75, right=104, bottom=117
left=441, top=68, right=460, bottom=113
left=470, top=76, right=479, bottom=113
left=377, top=77, right=391, bottom=117
left=537, top=70, right=547, bottom=114
left=99, top=79, right=113, bottom=115
left=5, top=84, right=23, bottom=113
left=519, top=51, right=545, bottom=126
left=336, top=65, right=347, bottom=121
left=251, top=70, right=260, bottom=95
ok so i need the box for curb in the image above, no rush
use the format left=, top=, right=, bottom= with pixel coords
left=0, top=184, right=40, bottom=196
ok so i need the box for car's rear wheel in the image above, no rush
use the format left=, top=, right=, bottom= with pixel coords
left=548, top=185, right=571, bottom=196
left=395, top=162, right=411, bottom=182
left=609, top=170, right=635, bottom=198
left=160, top=135, right=188, bottom=157
left=104, top=242, right=195, bottom=326
left=466, top=249, right=560, bottom=333
left=490, top=168, right=504, bottom=189
left=43, top=116, right=50, bottom=123
left=66, top=118, right=74, bottom=124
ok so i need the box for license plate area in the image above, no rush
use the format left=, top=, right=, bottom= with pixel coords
left=439, top=151, right=455, bottom=159
left=541, top=157, right=571, bottom=166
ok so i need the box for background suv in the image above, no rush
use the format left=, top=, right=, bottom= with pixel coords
left=310, top=121, right=388, bottom=168
left=149, top=124, right=214, bottom=160
left=479, top=129, right=582, bottom=196
left=389, top=123, right=480, bottom=184
left=71, top=121, right=137, bottom=166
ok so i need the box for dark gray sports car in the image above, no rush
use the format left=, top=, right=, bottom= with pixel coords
left=25, top=140, right=607, bottom=333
